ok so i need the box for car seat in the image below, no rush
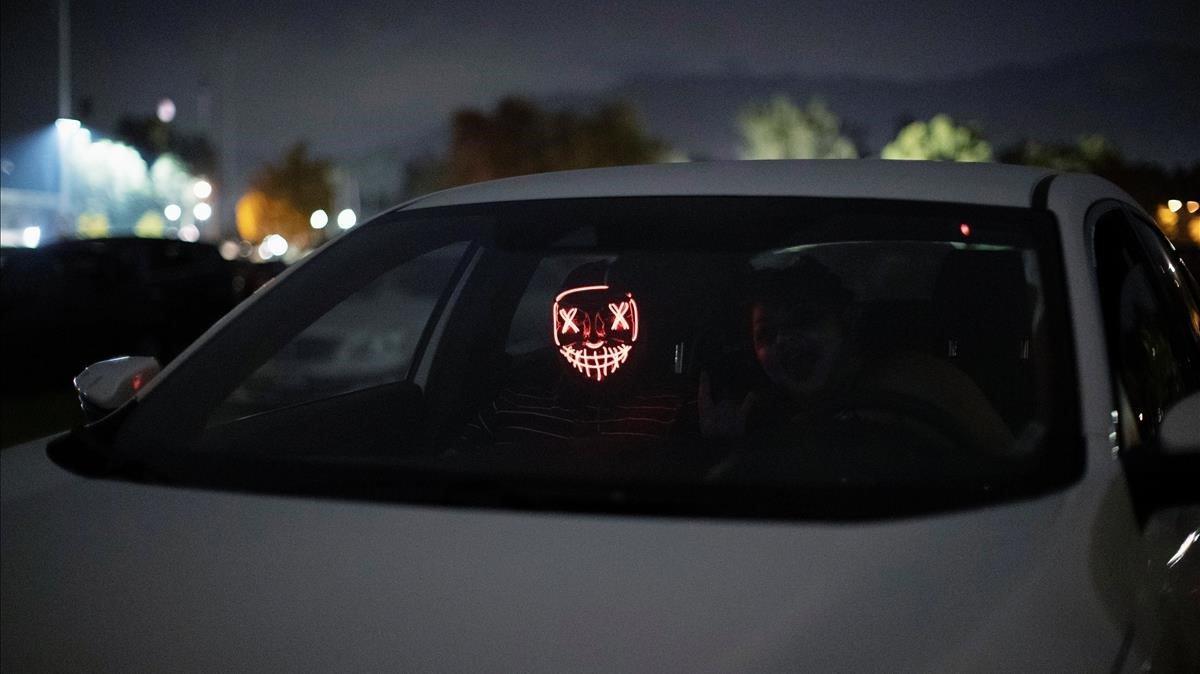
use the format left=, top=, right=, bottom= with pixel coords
left=931, top=250, right=1035, bottom=431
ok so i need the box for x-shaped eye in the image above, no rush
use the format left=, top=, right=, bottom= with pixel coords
left=608, top=302, right=631, bottom=331
left=559, top=307, right=580, bottom=334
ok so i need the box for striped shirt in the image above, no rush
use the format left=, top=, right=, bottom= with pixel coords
left=459, top=384, right=691, bottom=448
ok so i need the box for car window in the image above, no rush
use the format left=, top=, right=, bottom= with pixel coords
left=210, top=242, right=470, bottom=423
left=1127, top=211, right=1200, bottom=348
left=1094, top=208, right=1200, bottom=449
left=116, top=198, right=1082, bottom=518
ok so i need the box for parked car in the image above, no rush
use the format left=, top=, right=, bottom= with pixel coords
left=0, top=238, right=283, bottom=447
left=0, top=238, right=238, bottom=375
left=3, top=161, right=1197, bottom=671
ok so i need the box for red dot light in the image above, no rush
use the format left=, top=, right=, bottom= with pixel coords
left=959, top=223, right=972, bottom=237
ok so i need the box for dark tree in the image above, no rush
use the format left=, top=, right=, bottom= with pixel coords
left=114, top=115, right=218, bottom=177
left=1000, top=136, right=1200, bottom=213
left=411, top=97, right=666, bottom=193
left=251, top=142, right=333, bottom=218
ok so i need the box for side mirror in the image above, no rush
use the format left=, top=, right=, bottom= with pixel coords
left=1161, top=392, right=1200, bottom=455
left=74, top=356, right=161, bottom=422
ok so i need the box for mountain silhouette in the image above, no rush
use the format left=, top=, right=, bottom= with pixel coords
left=579, top=42, right=1199, bottom=165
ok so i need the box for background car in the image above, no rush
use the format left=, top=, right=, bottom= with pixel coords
left=0, top=238, right=282, bottom=446
left=3, top=161, right=1197, bottom=671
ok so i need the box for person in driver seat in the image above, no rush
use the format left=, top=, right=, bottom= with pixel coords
left=698, top=258, right=1014, bottom=456
left=455, top=261, right=692, bottom=449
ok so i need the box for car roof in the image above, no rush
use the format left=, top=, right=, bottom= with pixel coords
left=401, top=160, right=1060, bottom=211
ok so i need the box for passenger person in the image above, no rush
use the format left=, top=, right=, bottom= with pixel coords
left=698, top=259, right=853, bottom=439
left=698, top=258, right=1014, bottom=455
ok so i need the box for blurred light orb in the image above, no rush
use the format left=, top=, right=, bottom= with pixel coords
left=218, top=240, right=240, bottom=261
left=193, top=179, right=213, bottom=199
left=257, top=241, right=274, bottom=260
left=193, top=202, right=213, bottom=221
left=179, top=223, right=200, bottom=242
left=264, top=233, right=289, bottom=257
left=337, top=208, right=356, bottom=229
left=310, top=209, right=328, bottom=229
left=164, top=203, right=182, bottom=221
left=22, top=226, right=41, bottom=248
left=157, top=98, right=176, bottom=123
left=1188, top=201, right=1199, bottom=214
left=1168, top=199, right=1183, bottom=213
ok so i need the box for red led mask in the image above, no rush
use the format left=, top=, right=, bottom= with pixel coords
left=553, top=284, right=640, bottom=382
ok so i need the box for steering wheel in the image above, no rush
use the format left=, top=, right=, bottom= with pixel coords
left=831, top=389, right=984, bottom=458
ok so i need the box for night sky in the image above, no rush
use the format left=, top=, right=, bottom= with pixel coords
left=3, top=0, right=1198, bottom=192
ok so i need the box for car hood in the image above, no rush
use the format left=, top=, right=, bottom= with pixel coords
left=2, top=438, right=1130, bottom=672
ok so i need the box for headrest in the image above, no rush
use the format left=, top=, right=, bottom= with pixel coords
left=747, top=257, right=855, bottom=322
left=933, top=250, right=1030, bottom=333
left=560, top=260, right=611, bottom=292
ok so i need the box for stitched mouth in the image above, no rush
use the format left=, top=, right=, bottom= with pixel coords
left=559, top=344, right=632, bottom=382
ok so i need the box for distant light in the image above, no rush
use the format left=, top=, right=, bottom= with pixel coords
left=337, top=208, right=356, bottom=229
left=22, top=226, right=41, bottom=248
left=164, top=203, right=182, bottom=221
left=264, top=233, right=289, bottom=257
left=1168, top=199, right=1183, bottom=213
left=310, top=209, right=328, bottom=229
left=1188, top=201, right=1199, bottom=214
left=193, top=202, right=212, bottom=221
left=257, top=241, right=275, bottom=260
left=55, top=118, right=81, bottom=135
left=192, top=179, right=212, bottom=200
left=178, top=223, right=200, bottom=242
left=218, top=240, right=240, bottom=261
left=959, top=223, right=971, bottom=237
left=134, top=211, right=166, bottom=238
left=156, top=98, right=176, bottom=123
left=1158, top=204, right=1181, bottom=231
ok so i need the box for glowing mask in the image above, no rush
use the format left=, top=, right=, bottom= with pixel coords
left=553, top=284, right=640, bottom=382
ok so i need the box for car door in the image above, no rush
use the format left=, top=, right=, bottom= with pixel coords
left=1091, top=201, right=1200, bottom=668
left=1092, top=204, right=1200, bottom=469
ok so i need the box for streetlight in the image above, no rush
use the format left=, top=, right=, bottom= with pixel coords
left=55, top=118, right=81, bottom=134
left=337, top=208, right=356, bottom=229
left=310, top=209, right=328, bottom=229
left=55, top=118, right=81, bottom=225
left=218, top=240, right=240, bottom=261
left=164, top=204, right=182, bottom=221
left=22, top=226, right=42, bottom=248
left=193, top=179, right=212, bottom=200
left=193, top=202, right=212, bottom=221
left=262, top=234, right=288, bottom=258
left=157, top=98, right=176, bottom=123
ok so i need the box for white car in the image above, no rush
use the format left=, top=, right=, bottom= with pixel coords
left=3, top=160, right=1198, bottom=671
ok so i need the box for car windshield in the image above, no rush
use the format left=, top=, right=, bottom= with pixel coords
left=110, top=196, right=1080, bottom=518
